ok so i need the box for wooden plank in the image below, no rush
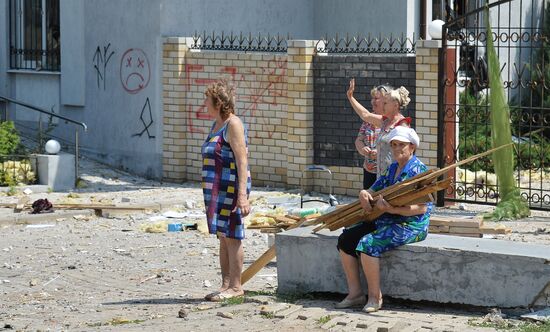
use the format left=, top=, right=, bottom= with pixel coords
left=449, top=226, right=483, bottom=234
left=479, top=225, right=512, bottom=234
left=430, top=216, right=481, bottom=228
left=241, top=217, right=309, bottom=284
left=439, top=233, right=483, bottom=238
left=241, top=245, right=277, bottom=285
left=429, top=225, right=450, bottom=232
left=274, top=215, right=299, bottom=224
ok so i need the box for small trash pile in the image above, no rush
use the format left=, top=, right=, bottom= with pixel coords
left=140, top=210, right=204, bottom=233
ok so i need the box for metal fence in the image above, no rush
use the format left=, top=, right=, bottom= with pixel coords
left=315, top=33, right=416, bottom=54
left=190, top=31, right=290, bottom=53
left=9, top=0, right=60, bottom=71
left=438, top=0, right=550, bottom=209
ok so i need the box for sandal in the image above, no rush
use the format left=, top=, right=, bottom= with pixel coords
left=209, top=291, right=244, bottom=302
left=335, top=296, right=366, bottom=309
left=204, top=291, right=221, bottom=301
left=362, top=298, right=383, bottom=313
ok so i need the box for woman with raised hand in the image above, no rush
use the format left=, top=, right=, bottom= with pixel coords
left=347, top=80, right=412, bottom=177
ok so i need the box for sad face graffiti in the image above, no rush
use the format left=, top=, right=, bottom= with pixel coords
left=120, top=48, right=150, bottom=94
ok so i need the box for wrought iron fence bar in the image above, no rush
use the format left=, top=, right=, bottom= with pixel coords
left=443, top=0, right=513, bottom=30
left=316, top=32, right=416, bottom=54
left=190, top=31, right=290, bottom=53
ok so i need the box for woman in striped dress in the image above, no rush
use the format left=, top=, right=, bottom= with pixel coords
left=201, top=80, right=251, bottom=302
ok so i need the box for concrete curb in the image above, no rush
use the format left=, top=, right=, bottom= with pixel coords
left=0, top=199, right=196, bottom=226
left=0, top=209, right=95, bottom=226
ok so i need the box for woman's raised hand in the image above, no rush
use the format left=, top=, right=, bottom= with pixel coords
left=346, top=78, right=355, bottom=99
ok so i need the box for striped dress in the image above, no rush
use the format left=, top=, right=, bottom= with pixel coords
left=201, top=120, right=251, bottom=240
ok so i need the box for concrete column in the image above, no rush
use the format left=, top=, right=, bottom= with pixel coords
left=286, top=40, right=316, bottom=189
left=414, top=39, right=441, bottom=169
left=162, top=37, right=189, bottom=182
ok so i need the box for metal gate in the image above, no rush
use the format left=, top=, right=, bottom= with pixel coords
left=438, top=0, right=550, bottom=209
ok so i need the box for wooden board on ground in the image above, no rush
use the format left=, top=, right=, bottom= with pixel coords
left=429, top=216, right=482, bottom=228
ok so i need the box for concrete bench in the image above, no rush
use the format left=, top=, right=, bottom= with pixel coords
left=275, top=226, right=550, bottom=308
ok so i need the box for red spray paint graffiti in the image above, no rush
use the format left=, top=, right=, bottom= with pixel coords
left=182, top=59, right=287, bottom=137
left=120, top=48, right=150, bottom=94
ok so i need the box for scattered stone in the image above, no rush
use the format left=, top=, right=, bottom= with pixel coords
left=196, top=305, right=213, bottom=311
left=121, top=197, right=131, bottom=203
left=297, top=314, right=308, bottom=320
left=203, top=280, right=212, bottom=287
left=2, top=324, right=14, bottom=330
left=23, top=188, right=33, bottom=195
left=67, top=265, right=76, bottom=270
left=336, top=321, right=347, bottom=326
left=73, top=215, right=91, bottom=221
left=178, top=308, right=189, bottom=319
left=1, top=280, right=10, bottom=284
left=259, top=303, right=290, bottom=316
left=201, top=248, right=208, bottom=255
left=29, top=279, right=39, bottom=287
left=217, top=311, right=233, bottom=319
left=185, top=200, right=195, bottom=209
left=356, top=322, right=368, bottom=329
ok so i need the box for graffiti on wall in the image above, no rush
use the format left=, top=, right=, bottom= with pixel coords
left=182, top=58, right=287, bottom=138
left=92, top=43, right=115, bottom=90
left=132, top=97, right=155, bottom=139
left=120, top=48, right=151, bottom=95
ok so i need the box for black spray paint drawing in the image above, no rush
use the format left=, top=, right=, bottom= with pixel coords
left=132, top=97, right=155, bottom=139
left=93, top=43, right=115, bottom=90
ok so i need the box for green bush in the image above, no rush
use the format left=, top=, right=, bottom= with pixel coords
left=458, top=90, right=550, bottom=172
left=458, top=90, right=494, bottom=172
left=0, top=121, right=21, bottom=155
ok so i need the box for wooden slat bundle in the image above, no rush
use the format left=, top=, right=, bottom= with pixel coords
left=312, top=144, right=512, bottom=233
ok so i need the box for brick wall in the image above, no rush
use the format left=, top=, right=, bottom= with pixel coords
left=313, top=55, right=417, bottom=168
left=162, top=37, right=288, bottom=187
left=162, top=38, right=440, bottom=197
left=414, top=40, right=440, bottom=169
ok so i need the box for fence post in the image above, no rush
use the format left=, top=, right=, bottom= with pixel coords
left=162, top=37, right=190, bottom=182
left=286, top=40, right=316, bottom=191
left=414, top=39, right=441, bottom=170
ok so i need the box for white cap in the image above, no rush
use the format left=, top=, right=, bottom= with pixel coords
left=388, top=126, right=420, bottom=147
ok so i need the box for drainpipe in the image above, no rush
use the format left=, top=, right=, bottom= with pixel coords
left=420, top=0, right=427, bottom=39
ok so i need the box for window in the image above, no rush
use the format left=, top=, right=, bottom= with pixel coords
left=9, top=0, right=60, bottom=71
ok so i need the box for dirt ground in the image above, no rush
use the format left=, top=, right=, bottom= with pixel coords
left=1, top=157, right=549, bottom=331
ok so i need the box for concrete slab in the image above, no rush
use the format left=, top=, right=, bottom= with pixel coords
left=276, top=226, right=550, bottom=308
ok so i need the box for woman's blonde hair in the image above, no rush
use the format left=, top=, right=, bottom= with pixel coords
left=370, top=84, right=392, bottom=98
left=388, top=86, right=411, bottom=108
left=204, top=79, right=236, bottom=119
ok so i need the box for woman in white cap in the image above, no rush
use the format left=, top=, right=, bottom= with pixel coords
left=337, top=85, right=413, bottom=309
left=335, top=126, right=432, bottom=313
